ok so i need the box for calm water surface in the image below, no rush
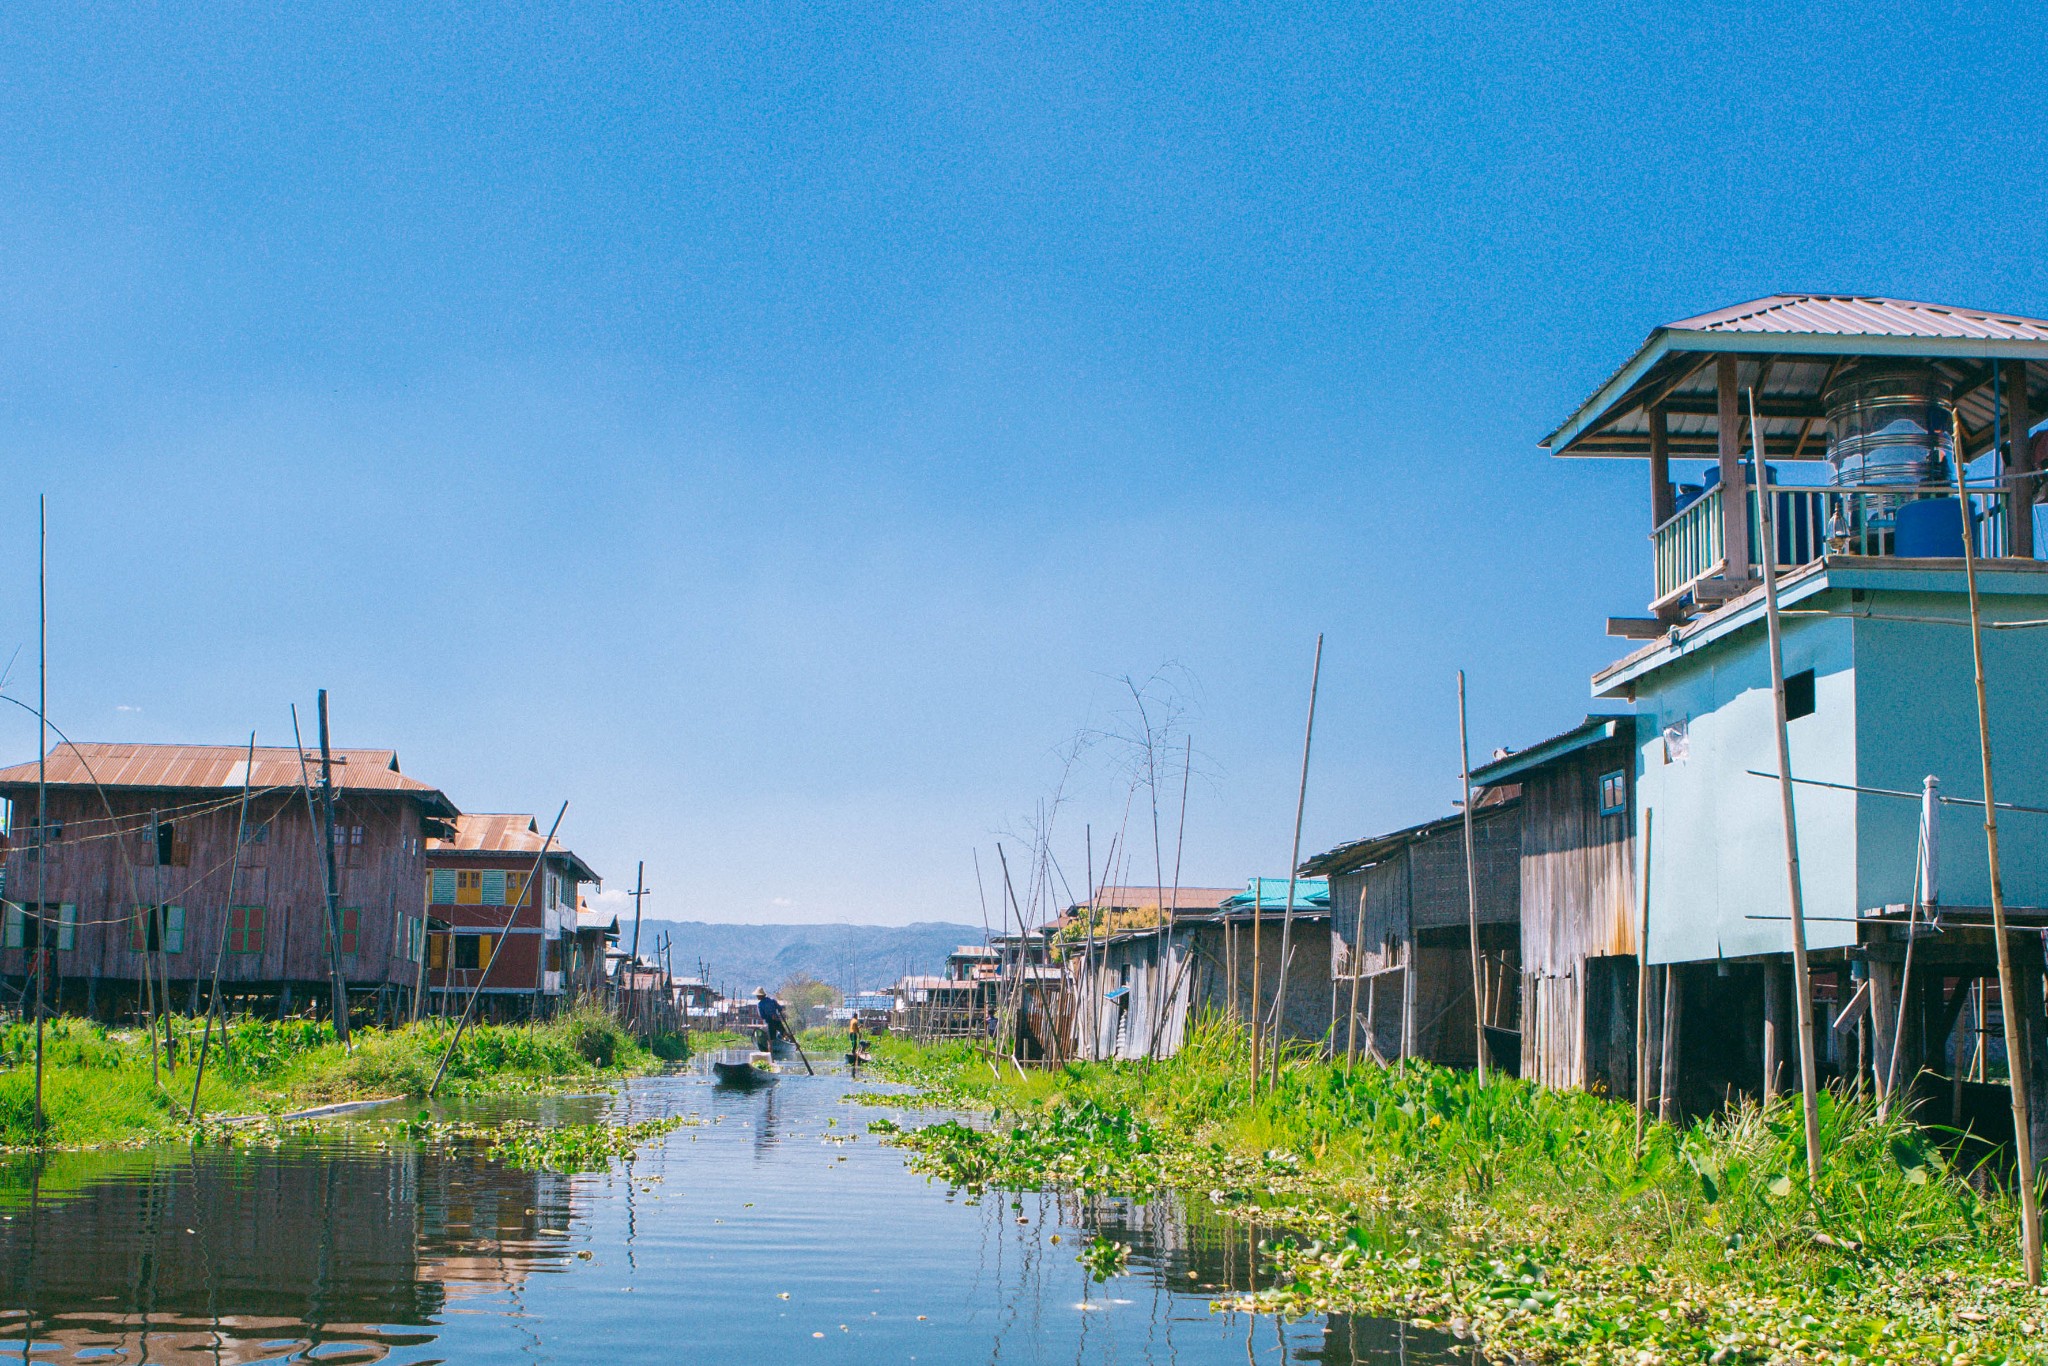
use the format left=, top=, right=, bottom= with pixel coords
left=0, top=1060, right=1477, bottom=1365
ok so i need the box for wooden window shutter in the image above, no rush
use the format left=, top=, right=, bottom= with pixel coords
left=481, top=871, right=507, bottom=906
left=164, top=907, right=186, bottom=954
left=429, top=933, right=447, bottom=969
left=3, top=906, right=22, bottom=949
left=57, top=904, right=76, bottom=951
left=431, top=869, right=457, bottom=904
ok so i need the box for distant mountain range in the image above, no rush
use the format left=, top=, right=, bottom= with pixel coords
left=621, top=920, right=984, bottom=998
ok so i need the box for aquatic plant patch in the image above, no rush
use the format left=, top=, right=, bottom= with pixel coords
left=876, top=1022, right=2048, bottom=1365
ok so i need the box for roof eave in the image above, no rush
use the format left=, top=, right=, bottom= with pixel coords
left=1470, top=716, right=1633, bottom=785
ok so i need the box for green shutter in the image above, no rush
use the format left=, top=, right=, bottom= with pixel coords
left=431, top=869, right=456, bottom=904
left=164, top=906, right=186, bottom=954
left=57, top=904, right=76, bottom=951
left=3, top=905, right=22, bottom=949
left=481, top=870, right=507, bottom=906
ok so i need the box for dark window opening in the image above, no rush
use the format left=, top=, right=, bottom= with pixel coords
left=454, top=935, right=482, bottom=970
left=1785, top=669, right=1816, bottom=721
left=156, top=821, right=176, bottom=867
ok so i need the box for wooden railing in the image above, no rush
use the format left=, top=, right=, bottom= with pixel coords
left=1652, top=482, right=2012, bottom=610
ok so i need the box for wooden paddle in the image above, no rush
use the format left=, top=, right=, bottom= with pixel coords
left=779, top=1018, right=815, bottom=1076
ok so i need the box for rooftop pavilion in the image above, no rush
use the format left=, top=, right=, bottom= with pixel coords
left=1544, top=295, right=2048, bottom=627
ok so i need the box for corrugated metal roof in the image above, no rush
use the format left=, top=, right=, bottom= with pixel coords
left=1545, top=294, right=2048, bottom=460
left=1469, top=715, right=1636, bottom=785
left=1671, top=295, right=2048, bottom=341
left=425, top=812, right=599, bottom=883
left=0, top=742, right=457, bottom=815
left=1300, top=794, right=1522, bottom=878
left=1218, top=877, right=1329, bottom=913
left=1066, top=886, right=1238, bottom=913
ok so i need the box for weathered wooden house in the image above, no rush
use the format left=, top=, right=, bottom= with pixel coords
left=1470, top=716, right=1640, bottom=1095
left=567, top=900, right=619, bottom=1002
left=1306, top=796, right=1521, bottom=1070
left=422, top=813, right=599, bottom=1020
left=1065, top=877, right=1331, bottom=1060
left=1549, top=294, right=2048, bottom=1137
left=0, top=742, right=456, bottom=1021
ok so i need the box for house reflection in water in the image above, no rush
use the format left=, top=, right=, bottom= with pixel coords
left=0, top=1141, right=577, bottom=1364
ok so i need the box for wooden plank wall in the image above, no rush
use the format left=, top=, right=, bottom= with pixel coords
left=1516, top=737, right=1636, bottom=1091
left=2, top=785, right=430, bottom=997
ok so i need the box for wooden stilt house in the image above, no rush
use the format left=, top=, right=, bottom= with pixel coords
left=422, top=813, right=600, bottom=1021
left=0, top=742, right=457, bottom=1021
left=1470, top=716, right=1640, bottom=1096
left=1549, top=294, right=2048, bottom=1137
left=1305, top=794, right=1521, bottom=1071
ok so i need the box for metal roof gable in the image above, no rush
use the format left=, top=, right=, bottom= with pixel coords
left=1470, top=715, right=1635, bottom=785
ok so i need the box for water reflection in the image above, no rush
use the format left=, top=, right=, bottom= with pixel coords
left=0, top=1071, right=1478, bottom=1365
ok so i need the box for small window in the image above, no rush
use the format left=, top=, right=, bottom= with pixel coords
left=454, top=934, right=482, bottom=970
left=1598, top=770, right=1628, bottom=817
left=156, top=821, right=177, bottom=867
left=546, top=938, right=564, bottom=973
left=131, top=905, right=185, bottom=954
left=1785, top=669, right=1816, bottom=721
left=326, top=907, right=361, bottom=956
left=350, top=825, right=364, bottom=846
left=227, top=906, right=266, bottom=955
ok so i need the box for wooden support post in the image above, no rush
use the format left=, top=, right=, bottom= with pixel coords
left=1718, top=357, right=1751, bottom=581
left=2006, top=361, right=2035, bottom=559
left=1658, top=965, right=1681, bottom=1123
left=1648, top=404, right=1674, bottom=528
left=1950, top=408, right=2042, bottom=1283
left=1400, top=940, right=1416, bottom=1061
left=1762, top=960, right=1786, bottom=1100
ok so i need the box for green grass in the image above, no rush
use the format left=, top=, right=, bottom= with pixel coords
left=871, top=1019, right=2048, bottom=1365
left=0, top=1004, right=687, bottom=1149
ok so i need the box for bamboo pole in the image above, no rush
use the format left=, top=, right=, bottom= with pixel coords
left=1949, top=409, right=2041, bottom=1283
left=1633, top=809, right=1654, bottom=1153
left=1267, top=634, right=1324, bottom=1091
left=31, top=496, right=46, bottom=1134
left=190, top=732, right=257, bottom=1119
left=428, top=802, right=567, bottom=1097
left=1750, top=390, right=1824, bottom=1183
left=1457, top=669, right=1486, bottom=1085
left=1878, top=777, right=1936, bottom=1118
left=1345, top=909, right=1364, bottom=1069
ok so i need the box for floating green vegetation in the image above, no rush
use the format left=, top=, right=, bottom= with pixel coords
left=1077, top=1236, right=1130, bottom=1282
left=0, top=1005, right=685, bottom=1150
left=395, top=1114, right=699, bottom=1172
left=875, top=1019, right=2048, bottom=1365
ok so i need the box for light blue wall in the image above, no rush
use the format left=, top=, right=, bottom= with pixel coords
left=1625, top=566, right=2048, bottom=966
left=1854, top=589, right=2048, bottom=913
left=1634, top=612, right=1859, bottom=965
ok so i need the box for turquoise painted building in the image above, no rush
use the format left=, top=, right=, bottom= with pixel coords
left=1542, top=294, right=2048, bottom=1123
left=1596, top=557, right=2048, bottom=966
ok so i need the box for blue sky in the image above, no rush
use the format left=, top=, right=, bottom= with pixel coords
left=2, top=1, right=2042, bottom=925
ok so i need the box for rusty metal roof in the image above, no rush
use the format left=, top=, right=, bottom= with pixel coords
left=1067, top=886, right=1239, bottom=913
left=0, top=742, right=457, bottom=816
left=1546, top=295, right=2048, bottom=460
left=427, top=813, right=599, bottom=884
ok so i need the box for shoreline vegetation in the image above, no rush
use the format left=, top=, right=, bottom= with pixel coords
left=0, top=1005, right=732, bottom=1149
left=869, top=1021, right=2048, bottom=1365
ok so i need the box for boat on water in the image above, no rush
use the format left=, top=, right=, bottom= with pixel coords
left=712, top=1059, right=778, bottom=1088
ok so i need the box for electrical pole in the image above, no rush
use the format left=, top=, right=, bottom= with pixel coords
left=629, top=861, right=647, bottom=961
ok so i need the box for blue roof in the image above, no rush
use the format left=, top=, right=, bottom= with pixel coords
left=1218, top=876, right=1330, bottom=913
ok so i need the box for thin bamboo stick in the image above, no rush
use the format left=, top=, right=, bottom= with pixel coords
left=1949, top=408, right=2041, bottom=1283
left=1750, top=390, right=1824, bottom=1182
left=1458, top=670, right=1486, bottom=1084
left=1634, top=810, right=1655, bottom=1153
left=1267, top=634, right=1323, bottom=1091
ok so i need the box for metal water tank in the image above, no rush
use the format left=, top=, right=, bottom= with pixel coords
left=1824, top=366, right=1956, bottom=488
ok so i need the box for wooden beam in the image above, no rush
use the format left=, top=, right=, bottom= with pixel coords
left=1717, top=356, right=1751, bottom=580
left=2008, top=360, right=2036, bottom=559
left=1648, top=406, right=1673, bottom=527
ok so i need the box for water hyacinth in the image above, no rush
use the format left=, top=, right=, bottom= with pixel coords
left=867, top=1020, right=2048, bottom=1364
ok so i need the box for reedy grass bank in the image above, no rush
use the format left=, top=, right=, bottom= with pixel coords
left=870, top=1020, right=2048, bottom=1365
left=0, top=1004, right=677, bottom=1148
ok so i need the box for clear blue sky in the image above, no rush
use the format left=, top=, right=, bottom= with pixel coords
left=2, top=2, right=2041, bottom=925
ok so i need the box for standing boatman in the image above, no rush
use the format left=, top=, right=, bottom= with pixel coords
left=754, top=986, right=790, bottom=1051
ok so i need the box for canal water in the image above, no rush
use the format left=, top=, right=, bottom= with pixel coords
left=0, top=1061, right=1478, bottom=1364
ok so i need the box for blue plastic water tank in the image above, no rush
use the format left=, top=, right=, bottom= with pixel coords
left=1893, top=497, right=1967, bottom=558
